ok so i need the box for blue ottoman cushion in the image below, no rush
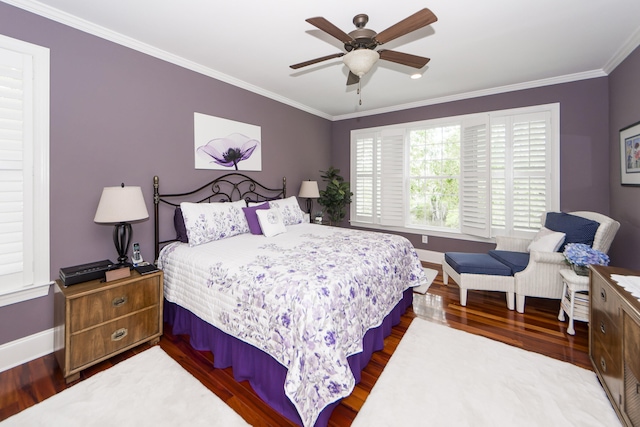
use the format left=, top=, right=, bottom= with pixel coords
left=545, top=212, right=600, bottom=251
left=489, top=250, right=530, bottom=274
left=445, top=252, right=513, bottom=276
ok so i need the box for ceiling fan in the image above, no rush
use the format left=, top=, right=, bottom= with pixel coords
left=290, top=8, right=438, bottom=86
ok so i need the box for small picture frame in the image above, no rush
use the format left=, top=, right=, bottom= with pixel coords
left=620, top=120, right=640, bottom=186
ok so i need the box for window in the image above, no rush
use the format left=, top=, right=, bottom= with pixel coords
left=0, top=35, right=50, bottom=306
left=350, top=104, right=559, bottom=241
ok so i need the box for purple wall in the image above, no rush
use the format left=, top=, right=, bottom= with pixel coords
left=0, top=3, right=331, bottom=345
left=608, top=45, right=640, bottom=270
left=331, top=78, right=611, bottom=254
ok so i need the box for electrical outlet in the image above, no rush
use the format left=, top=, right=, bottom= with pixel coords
left=421, top=235, right=428, bottom=244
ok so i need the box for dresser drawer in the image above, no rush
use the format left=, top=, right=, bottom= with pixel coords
left=69, top=306, right=160, bottom=370
left=69, top=277, right=160, bottom=332
left=592, top=306, right=621, bottom=354
left=592, top=334, right=622, bottom=403
left=592, top=279, right=620, bottom=325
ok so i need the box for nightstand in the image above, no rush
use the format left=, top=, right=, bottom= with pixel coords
left=54, top=270, right=163, bottom=383
left=558, top=268, right=590, bottom=335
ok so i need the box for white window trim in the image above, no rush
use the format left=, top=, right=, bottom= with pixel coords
left=0, top=34, right=51, bottom=307
left=350, top=103, right=560, bottom=242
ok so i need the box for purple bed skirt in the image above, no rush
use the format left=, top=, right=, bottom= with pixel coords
left=164, top=287, right=413, bottom=427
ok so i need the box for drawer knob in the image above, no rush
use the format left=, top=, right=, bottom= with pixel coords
left=600, top=356, right=607, bottom=372
left=600, top=321, right=606, bottom=334
left=111, top=328, right=128, bottom=341
left=112, top=296, right=128, bottom=307
left=600, top=288, right=607, bottom=302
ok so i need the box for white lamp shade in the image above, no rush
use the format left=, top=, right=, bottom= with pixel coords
left=343, top=49, right=380, bottom=77
left=298, top=181, right=320, bottom=198
left=94, top=186, right=149, bottom=223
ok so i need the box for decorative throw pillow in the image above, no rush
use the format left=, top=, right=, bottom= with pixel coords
left=256, top=208, right=287, bottom=237
left=527, top=227, right=566, bottom=252
left=545, top=212, right=600, bottom=251
left=268, top=196, right=305, bottom=226
left=242, top=202, right=270, bottom=235
left=174, top=207, right=189, bottom=243
left=180, top=200, right=249, bottom=246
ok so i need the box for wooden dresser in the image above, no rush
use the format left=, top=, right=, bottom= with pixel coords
left=54, top=270, right=163, bottom=383
left=590, top=265, right=640, bottom=427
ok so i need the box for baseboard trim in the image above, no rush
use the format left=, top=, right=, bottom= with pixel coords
left=0, top=328, right=54, bottom=373
left=415, top=249, right=443, bottom=265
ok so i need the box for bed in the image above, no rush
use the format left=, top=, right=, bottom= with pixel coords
left=153, top=173, right=426, bottom=427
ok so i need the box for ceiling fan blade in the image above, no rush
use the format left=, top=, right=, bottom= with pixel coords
left=378, top=49, right=430, bottom=69
left=290, top=53, right=345, bottom=69
left=346, top=71, right=360, bottom=86
left=374, top=8, right=438, bottom=45
left=306, top=17, right=354, bottom=44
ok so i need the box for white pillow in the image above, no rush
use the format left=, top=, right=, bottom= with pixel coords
left=256, top=209, right=287, bottom=237
left=180, top=200, right=249, bottom=246
left=268, top=196, right=305, bottom=226
left=527, top=227, right=566, bottom=252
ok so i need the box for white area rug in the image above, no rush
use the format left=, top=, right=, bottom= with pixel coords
left=352, top=318, right=621, bottom=427
left=413, top=267, right=438, bottom=294
left=2, top=346, right=249, bottom=427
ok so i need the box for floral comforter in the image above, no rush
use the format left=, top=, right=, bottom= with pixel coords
left=158, top=223, right=426, bottom=427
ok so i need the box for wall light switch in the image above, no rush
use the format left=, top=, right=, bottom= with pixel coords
left=421, top=235, right=429, bottom=244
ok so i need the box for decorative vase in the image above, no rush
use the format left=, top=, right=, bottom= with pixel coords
left=572, top=264, right=589, bottom=276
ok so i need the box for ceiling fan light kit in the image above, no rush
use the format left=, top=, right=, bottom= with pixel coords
left=291, top=8, right=438, bottom=104
left=343, top=49, right=380, bottom=77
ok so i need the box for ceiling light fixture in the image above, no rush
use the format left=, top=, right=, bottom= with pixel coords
left=342, top=49, right=380, bottom=77
left=411, top=73, right=422, bottom=79
left=343, top=49, right=380, bottom=106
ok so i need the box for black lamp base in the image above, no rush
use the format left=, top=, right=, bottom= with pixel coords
left=113, top=222, right=132, bottom=268
left=305, top=198, right=313, bottom=215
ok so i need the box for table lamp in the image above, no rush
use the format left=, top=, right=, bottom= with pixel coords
left=298, top=180, right=320, bottom=215
left=94, top=184, right=149, bottom=267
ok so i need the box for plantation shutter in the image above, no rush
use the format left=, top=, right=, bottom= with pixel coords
left=0, top=47, right=33, bottom=288
left=460, top=116, right=490, bottom=237
left=511, top=112, right=549, bottom=232
left=491, top=111, right=551, bottom=235
left=351, top=132, right=377, bottom=223
left=379, top=129, right=405, bottom=226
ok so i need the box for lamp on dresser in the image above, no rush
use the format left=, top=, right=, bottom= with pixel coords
left=298, top=180, right=320, bottom=215
left=94, top=183, right=149, bottom=267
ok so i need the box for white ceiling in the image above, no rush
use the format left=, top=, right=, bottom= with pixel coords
left=7, top=0, right=640, bottom=120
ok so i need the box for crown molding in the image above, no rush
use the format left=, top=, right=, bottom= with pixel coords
left=331, top=69, right=607, bottom=121
left=2, top=0, right=333, bottom=120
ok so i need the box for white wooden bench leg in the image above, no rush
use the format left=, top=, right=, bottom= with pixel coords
left=460, top=289, right=468, bottom=306
left=506, top=292, right=515, bottom=311
left=516, top=294, right=526, bottom=313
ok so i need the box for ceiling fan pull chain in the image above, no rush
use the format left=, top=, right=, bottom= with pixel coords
left=358, top=80, right=362, bottom=105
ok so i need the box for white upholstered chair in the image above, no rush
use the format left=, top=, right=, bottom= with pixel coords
left=497, top=211, right=620, bottom=313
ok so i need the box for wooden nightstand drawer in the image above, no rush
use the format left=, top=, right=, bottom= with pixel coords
left=69, top=306, right=160, bottom=370
left=69, top=277, right=160, bottom=332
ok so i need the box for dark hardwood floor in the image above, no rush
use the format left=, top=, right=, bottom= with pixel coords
left=0, top=264, right=591, bottom=425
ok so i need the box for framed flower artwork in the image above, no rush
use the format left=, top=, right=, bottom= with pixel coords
left=194, top=113, right=262, bottom=171
left=620, top=120, right=640, bottom=185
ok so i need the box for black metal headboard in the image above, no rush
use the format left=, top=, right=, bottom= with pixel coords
left=153, top=173, right=286, bottom=260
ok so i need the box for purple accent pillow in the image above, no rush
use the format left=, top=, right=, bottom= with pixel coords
left=174, top=207, right=189, bottom=243
left=242, top=203, right=270, bottom=235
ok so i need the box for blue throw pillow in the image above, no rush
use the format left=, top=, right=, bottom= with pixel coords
left=544, top=212, right=599, bottom=250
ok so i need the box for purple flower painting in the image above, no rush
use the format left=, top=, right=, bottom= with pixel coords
left=197, top=133, right=260, bottom=170
left=194, top=113, right=262, bottom=171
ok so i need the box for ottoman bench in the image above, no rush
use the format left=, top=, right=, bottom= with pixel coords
left=442, top=252, right=516, bottom=310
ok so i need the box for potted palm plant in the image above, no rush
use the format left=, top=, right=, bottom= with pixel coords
left=317, top=167, right=353, bottom=225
